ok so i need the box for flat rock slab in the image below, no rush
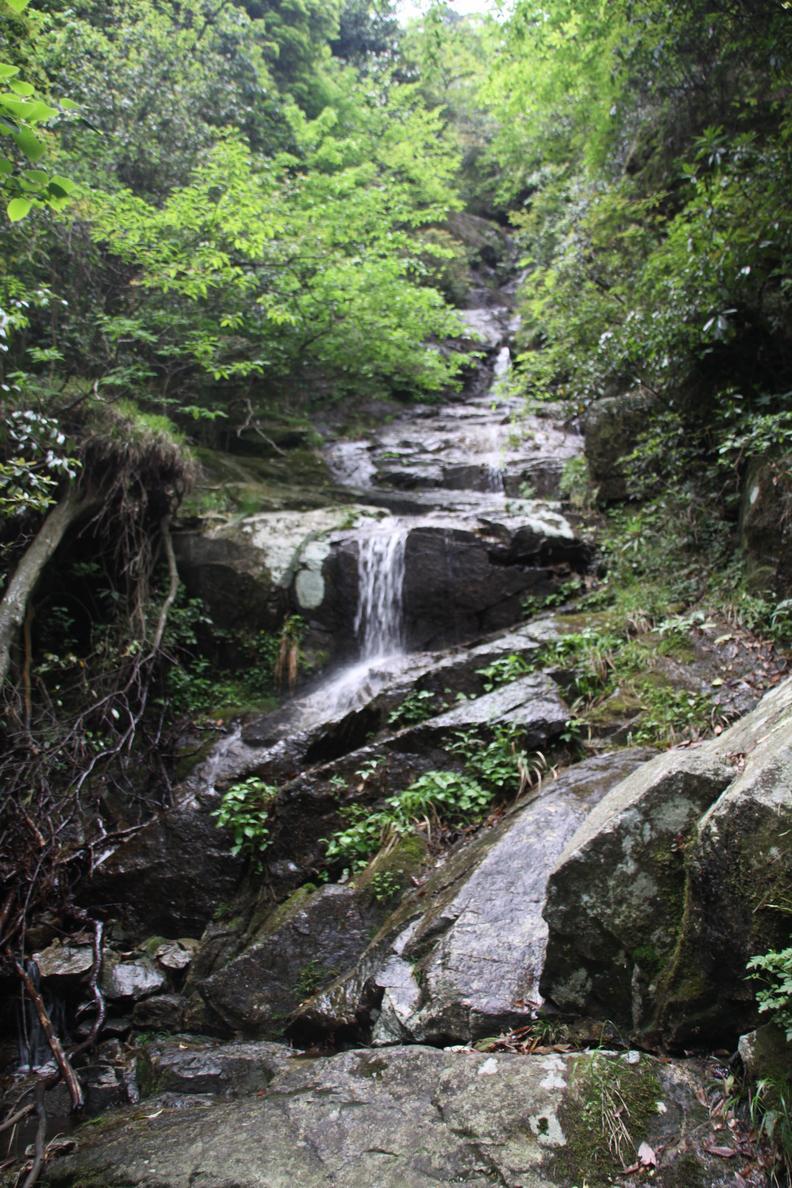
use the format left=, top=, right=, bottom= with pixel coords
left=47, top=1045, right=743, bottom=1187
left=420, top=671, right=569, bottom=748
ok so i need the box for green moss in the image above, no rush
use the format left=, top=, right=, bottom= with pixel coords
left=356, top=832, right=428, bottom=884
left=294, top=958, right=336, bottom=999
left=551, top=1053, right=664, bottom=1186
left=172, top=737, right=216, bottom=783
left=631, top=944, right=663, bottom=976
left=248, top=882, right=318, bottom=941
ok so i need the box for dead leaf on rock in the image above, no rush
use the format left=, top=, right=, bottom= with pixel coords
left=638, top=1141, right=657, bottom=1167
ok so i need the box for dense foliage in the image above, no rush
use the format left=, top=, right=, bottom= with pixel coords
left=478, top=0, right=791, bottom=490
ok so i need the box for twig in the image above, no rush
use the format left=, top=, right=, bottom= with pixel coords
left=67, top=910, right=106, bottom=1058
left=0, top=1101, right=34, bottom=1135
left=21, top=1079, right=46, bottom=1188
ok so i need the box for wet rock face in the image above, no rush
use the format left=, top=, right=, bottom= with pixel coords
left=47, top=1045, right=737, bottom=1188
left=292, top=751, right=655, bottom=1046
left=315, top=508, right=588, bottom=655
left=541, top=676, right=792, bottom=1046
left=85, top=806, right=245, bottom=938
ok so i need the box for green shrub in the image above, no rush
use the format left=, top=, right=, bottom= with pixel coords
left=747, top=947, right=792, bottom=1042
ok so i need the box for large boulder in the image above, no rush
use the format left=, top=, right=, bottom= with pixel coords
left=652, top=677, right=792, bottom=1046
left=86, top=801, right=245, bottom=939
left=583, top=389, right=656, bottom=502
left=292, top=751, right=655, bottom=1046
left=541, top=677, right=792, bottom=1047
left=173, top=505, right=382, bottom=633
left=47, top=1044, right=745, bottom=1188
left=739, top=451, right=792, bottom=597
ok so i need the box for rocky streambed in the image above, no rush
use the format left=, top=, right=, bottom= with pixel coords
left=3, top=241, right=791, bottom=1186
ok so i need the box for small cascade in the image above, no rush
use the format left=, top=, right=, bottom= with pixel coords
left=493, top=345, right=511, bottom=382
left=354, top=522, right=408, bottom=660
left=17, top=960, right=63, bottom=1072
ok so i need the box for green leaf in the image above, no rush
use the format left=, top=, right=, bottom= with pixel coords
left=0, top=156, right=12, bottom=176
left=49, top=173, right=76, bottom=194
left=6, top=0, right=32, bottom=13
left=0, top=65, right=21, bottom=81
left=21, top=168, right=48, bottom=190
left=7, top=196, right=32, bottom=221
left=12, top=127, right=45, bottom=161
left=9, top=81, right=35, bottom=97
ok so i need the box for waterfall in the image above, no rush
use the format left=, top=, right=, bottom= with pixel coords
left=17, top=960, right=63, bottom=1072
left=354, top=523, right=408, bottom=660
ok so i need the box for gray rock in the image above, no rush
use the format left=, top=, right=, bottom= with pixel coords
left=132, top=994, right=187, bottom=1033
left=86, top=805, right=245, bottom=939
left=198, top=885, right=377, bottom=1036
left=47, top=1045, right=739, bottom=1187
left=294, top=751, right=655, bottom=1045
left=32, top=943, right=94, bottom=980
left=173, top=504, right=383, bottom=633
left=738, top=1023, right=792, bottom=1085
left=422, top=671, right=568, bottom=747
left=154, top=940, right=199, bottom=972
left=103, top=957, right=168, bottom=1002
left=138, top=1038, right=298, bottom=1097
left=653, top=676, right=792, bottom=1045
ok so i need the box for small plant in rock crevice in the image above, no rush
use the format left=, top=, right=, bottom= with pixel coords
left=323, top=769, right=493, bottom=873
left=387, top=688, right=438, bottom=727
left=212, top=776, right=278, bottom=861
left=476, top=652, right=534, bottom=691
left=369, top=870, right=402, bottom=903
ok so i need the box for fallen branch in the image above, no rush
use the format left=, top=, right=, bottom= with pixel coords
left=0, top=487, right=97, bottom=687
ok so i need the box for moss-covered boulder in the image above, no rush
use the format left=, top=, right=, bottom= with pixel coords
left=739, top=451, right=792, bottom=597
left=652, top=677, right=792, bottom=1046
left=195, top=883, right=382, bottom=1037
left=583, top=389, right=657, bottom=503
left=540, top=751, right=732, bottom=1029
left=46, top=1045, right=743, bottom=1187
left=541, top=677, right=792, bottom=1048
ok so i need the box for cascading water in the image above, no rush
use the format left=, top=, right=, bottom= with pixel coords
left=296, top=520, right=410, bottom=718
left=353, top=523, right=408, bottom=660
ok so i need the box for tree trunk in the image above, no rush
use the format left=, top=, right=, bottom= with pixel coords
left=0, top=487, right=96, bottom=688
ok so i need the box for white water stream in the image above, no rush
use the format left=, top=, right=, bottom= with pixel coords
left=354, top=523, right=408, bottom=661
